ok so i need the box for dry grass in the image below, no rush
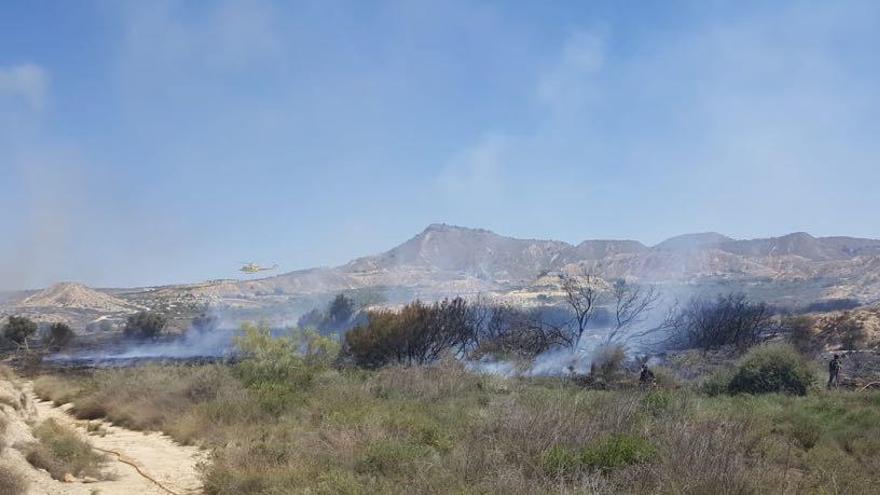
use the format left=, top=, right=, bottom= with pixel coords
left=33, top=375, right=85, bottom=406
left=0, top=464, right=28, bottom=495
left=24, top=418, right=106, bottom=481
left=35, top=365, right=250, bottom=445
left=0, top=366, right=17, bottom=383
left=0, top=414, right=8, bottom=443
left=32, top=360, right=880, bottom=494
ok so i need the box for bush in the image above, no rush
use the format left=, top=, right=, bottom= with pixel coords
left=727, top=344, right=816, bottom=396
left=344, top=298, right=472, bottom=367
left=24, top=419, right=106, bottom=480
left=45, top=322, right=75, bottom=351
left=124, top=311, right=167, bottom=340
left=292, top=328, right=340, bottom=368
left=2, top=316, right=37, bottom=348
left=701, top=367, right=737, bottom=396
left=234, top=323, right=313, bottom=413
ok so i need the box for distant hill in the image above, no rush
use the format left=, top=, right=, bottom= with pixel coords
left=344, top=223, right=572, bottom=282
left=654, top=232, right=733, bottom=251
left=19, top=282, right=140, bottom=313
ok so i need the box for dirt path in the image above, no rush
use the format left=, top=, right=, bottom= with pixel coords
left=21, top=382, right=207, bottom=495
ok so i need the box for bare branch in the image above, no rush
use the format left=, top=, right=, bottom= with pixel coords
left=559, top=269, right=600, bottom=349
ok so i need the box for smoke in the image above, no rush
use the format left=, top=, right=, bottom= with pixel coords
left=45, top=330, right=238, bottom=368
left=466, top=336, right=607, bottom=378
left=467, top=286, right=688, bottom=378
left=46, top=310, right=241, bottom=366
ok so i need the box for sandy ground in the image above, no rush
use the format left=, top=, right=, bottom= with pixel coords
left=2, top=381, right=206, bottom=495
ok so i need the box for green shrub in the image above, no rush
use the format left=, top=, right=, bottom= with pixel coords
left=45, top=322, right=75, bottom=351
left=581, top=434, right=657, bottom=472
left=293, top=328, right=340, bottom=368
left=2, top=316, right=36, bottom=348
left=701, top=367, right=736, bottom=396
left=727, top=344, right=816, bottom=396
left=642, top=390, right=674, bottom=417
left=356, top=440, right=433, bottom=476
left=542, top=445, right=581, bottom=477
left=234, top=323, right=314, bottom=412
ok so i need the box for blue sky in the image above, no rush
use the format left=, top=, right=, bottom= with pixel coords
left=1, top=1, right=879, bottom=290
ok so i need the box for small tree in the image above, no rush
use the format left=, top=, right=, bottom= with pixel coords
left=560, top=270, right=600, bottom=349
left=326, top=293, right=356, bottom=330
left=45, top=322, right=75, bottom=351
left=124, top=311, right=167, bottom=340
left=605, top=279, right=660, bottom=345
left=669, top=293, right=776, bottom=351
left=3, top=316, right=37, bottom=350
left=297, top=293, right=361, bottom=333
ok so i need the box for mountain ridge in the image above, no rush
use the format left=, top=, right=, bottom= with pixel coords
left=6, top=225, right=880, bottom=326
left=219, top=224, right=880, bottom=303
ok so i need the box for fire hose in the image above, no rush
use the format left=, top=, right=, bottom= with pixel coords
left=92, top=446, right=184, bottom=495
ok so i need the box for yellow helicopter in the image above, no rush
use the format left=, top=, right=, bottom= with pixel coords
left=238, top=262, right=278, bottom=274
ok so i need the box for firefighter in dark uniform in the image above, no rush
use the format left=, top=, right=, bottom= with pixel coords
left=827, top=354, right=841, bottom=389
left=639, top=364, right=655, bottom=387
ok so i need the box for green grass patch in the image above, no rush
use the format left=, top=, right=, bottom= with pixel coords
left=543, top=435, right=657, bottom=476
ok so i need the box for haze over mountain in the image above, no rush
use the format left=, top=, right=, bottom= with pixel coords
left=4, top=224, right=880, bottom=329
left=174, top=224, right=880, bottom=305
